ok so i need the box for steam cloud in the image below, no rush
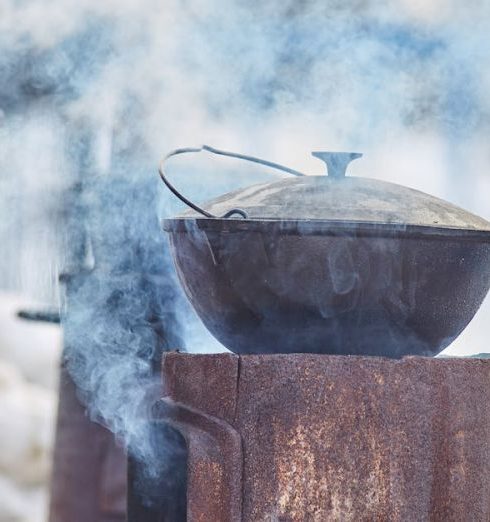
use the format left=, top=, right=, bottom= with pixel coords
left=1, top=0, right=490, bottom=471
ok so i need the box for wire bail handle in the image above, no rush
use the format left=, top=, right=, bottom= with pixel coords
left=159, top=145, right=362, bottom=218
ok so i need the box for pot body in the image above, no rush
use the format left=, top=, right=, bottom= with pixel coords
left=166, top=220, right=490, bottom=357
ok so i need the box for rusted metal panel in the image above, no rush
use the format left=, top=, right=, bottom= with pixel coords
left=162, top=352, right=239, bottom=424
left=158, top=397, right=242, bottom=521
left=49, top=365, right=127, bottom=522
left=162, top=352, right=490, bottom=522
left=389, top=357, right=490, bottom=521
left=236, top=355, right=393, bottom=521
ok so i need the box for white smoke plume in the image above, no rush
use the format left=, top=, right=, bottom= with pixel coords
left=1, top=0, right=490, bottom=469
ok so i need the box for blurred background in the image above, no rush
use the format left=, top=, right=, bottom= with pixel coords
left=1, top=0, right=489, bottom=520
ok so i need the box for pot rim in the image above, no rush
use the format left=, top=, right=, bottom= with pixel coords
left=162, top=217, right=490, bottom=242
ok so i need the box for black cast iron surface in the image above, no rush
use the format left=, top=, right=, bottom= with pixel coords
left=165, top=221, right=490, bottom=357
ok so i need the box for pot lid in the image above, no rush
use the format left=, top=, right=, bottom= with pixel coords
left=162, top=146, right=490, bottom=233
left=182, top=175, right=490, bottom=231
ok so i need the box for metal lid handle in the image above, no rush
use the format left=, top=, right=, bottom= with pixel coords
left=311, top=151, right=363, bottom=179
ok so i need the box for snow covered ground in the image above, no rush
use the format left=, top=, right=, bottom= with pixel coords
left=0, top=294, right=61, bottom=522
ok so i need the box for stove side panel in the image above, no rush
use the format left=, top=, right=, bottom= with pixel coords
left=235, top=355, right=490, bottom=522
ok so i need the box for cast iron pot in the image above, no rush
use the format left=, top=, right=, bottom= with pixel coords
left=160, top=145, right=490, bottom=357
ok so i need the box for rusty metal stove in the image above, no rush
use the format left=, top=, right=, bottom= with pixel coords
left=130, top=351, right=490, bottom=521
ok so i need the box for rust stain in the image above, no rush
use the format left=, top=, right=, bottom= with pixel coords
left=162, top=353, right=490, bottom=522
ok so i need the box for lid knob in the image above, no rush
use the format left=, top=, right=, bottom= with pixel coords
left=311, top=151, right=363, bottom=179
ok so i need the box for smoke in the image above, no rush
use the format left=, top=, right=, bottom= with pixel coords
left=1, top=0, right=490, bottom=482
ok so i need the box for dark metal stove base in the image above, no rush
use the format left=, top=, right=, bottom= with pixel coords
left=127, top=420, right=187, bottom=522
